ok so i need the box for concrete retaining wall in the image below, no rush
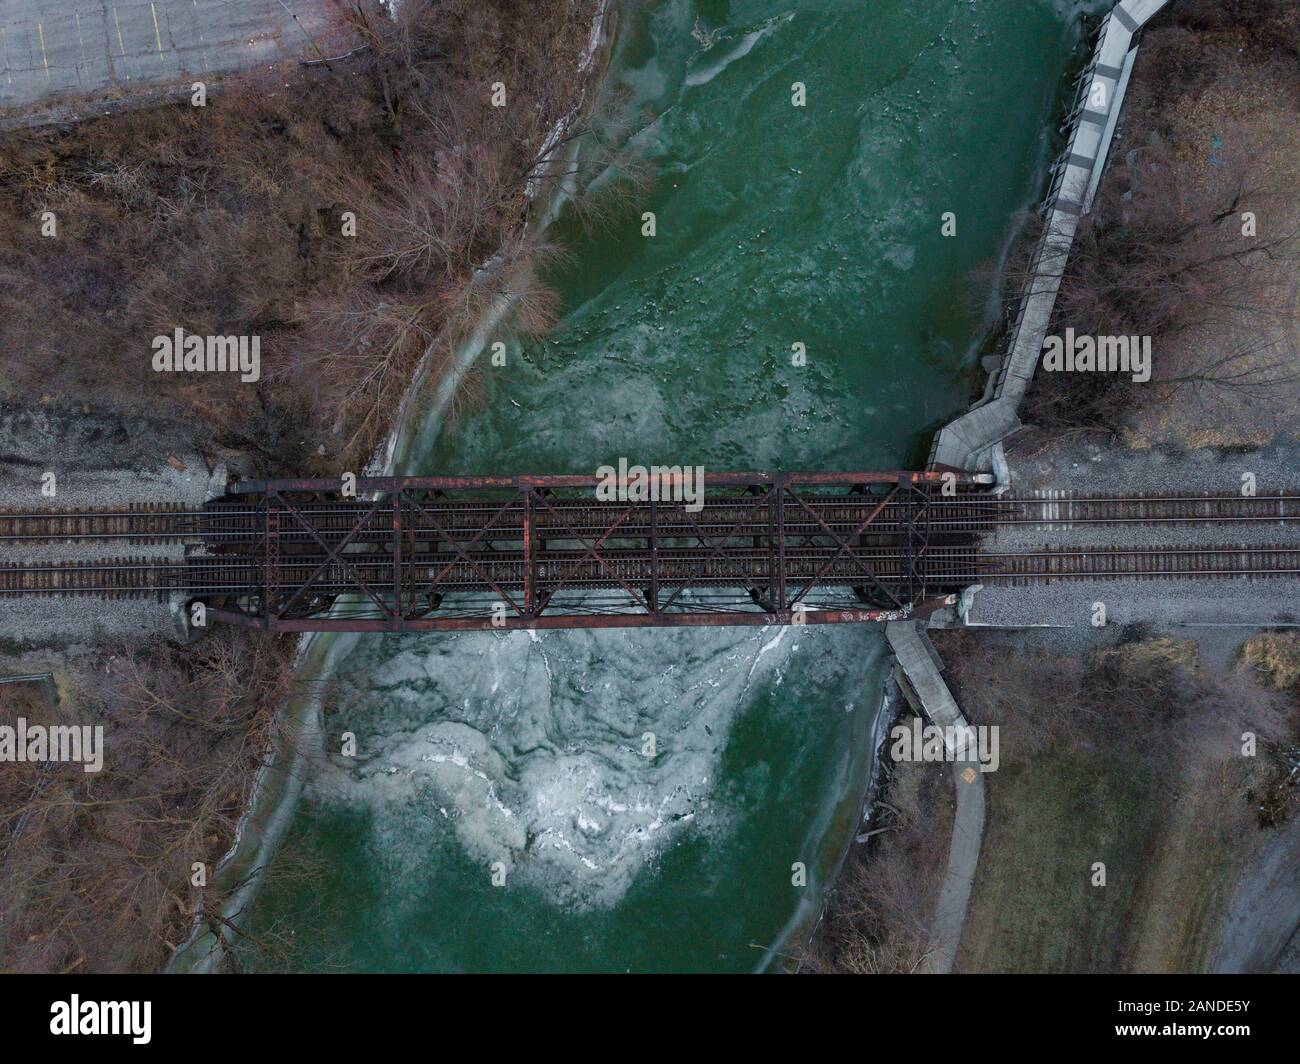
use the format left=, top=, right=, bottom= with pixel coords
left=897, top=1, right=1177, bottom=972
left=929, top=0, right=1172, bottom=473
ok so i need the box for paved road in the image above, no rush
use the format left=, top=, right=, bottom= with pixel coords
left=0, top=0, right=338, bottom=109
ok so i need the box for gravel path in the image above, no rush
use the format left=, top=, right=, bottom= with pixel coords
left=1212, top=812, right=1300, bottom=973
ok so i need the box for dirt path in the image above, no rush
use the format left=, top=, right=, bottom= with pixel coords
left=1211, top=810, right=1300, bottom=973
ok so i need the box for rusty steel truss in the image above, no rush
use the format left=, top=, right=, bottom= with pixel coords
left=198, top=471, right=993, bottom=632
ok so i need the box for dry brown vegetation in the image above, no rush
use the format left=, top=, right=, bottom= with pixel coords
left=943, top=631, right=1289, bottom=775
left=0, top=0, right=624, bottom=976
left=1129, top=0, right=1300, bottom=113
left=0, top=0, right=620, bottom=470
left=1239, top=630, right=1300, bottom=690
left=1019, top=154, right=1297, bottom=433
left=1009, top=0, right=1300, bottom=434
left=0, top=633, right=297, bottom=973
left=804, top=629, right=1298, bottom=975
left=1236, top=631, right=1300, bottom=828
left=934, top=629, right=1298, bottom=972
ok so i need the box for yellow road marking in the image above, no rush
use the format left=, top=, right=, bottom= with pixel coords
left=76, top=12, right=87, bottom=68
left=113, top=8, right=127, bottom=59
left=150, top=2, right=165, bottom=61
left=37, top=22, right=49, bottom=80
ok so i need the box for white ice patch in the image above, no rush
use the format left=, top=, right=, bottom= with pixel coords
left=311, top=624, right=794, bottom=908
left=683, top=13, right=793, bottom=88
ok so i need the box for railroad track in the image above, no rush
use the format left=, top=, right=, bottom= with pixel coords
left=0, top=556, right=177, bottom=599
left=0, top=495, right=1004, bottom=545
left=6, top=491, right=1296, bottom=546
left=1, top=491, right=1296, bottom=617
left=997, top=491, right=1300, bottom=528
left=198, top=493, right=1010, bottom=545
left=978, top=545, right=1300, bottom=584
left=0, top=503, right=198, bottom=543
left=2, top=543, right=1298, bottom=601
left=194, top=490, right=1300, bottom=546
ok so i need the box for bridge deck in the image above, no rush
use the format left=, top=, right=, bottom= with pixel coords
left=2, top=474, right=1298, bottom=633
left=208, top=472, right=978, bottom=631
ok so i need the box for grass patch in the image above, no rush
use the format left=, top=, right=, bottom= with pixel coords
left=959, top=742, right=1250, bottom=972
left=937, top=630, right=1288, bottom=973
left=1239, top=630, right=1300, bottom=690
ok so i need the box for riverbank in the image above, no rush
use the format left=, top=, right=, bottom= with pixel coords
left=796, top=697, right=955, bottom=974
left=216, top=0, right=1090, bottom=973
left=0, top=632, right=296, bottom=972
left=950, top=0, right=1300, bottom=973
left=167, top=0, right=615, bottom=974
left=0, top=0, right=607, bottom=973
left=0, top=0, right=603, bottom=477
left=812, top=0, right=1300, bottom=974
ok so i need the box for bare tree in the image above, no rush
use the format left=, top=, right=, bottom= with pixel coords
left=1003, top=135, right=1299, bottom=431
left=0, top=634, right=302, bottom=973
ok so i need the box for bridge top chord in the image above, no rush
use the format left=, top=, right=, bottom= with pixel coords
left=3, top=474, right=1298, bottom=633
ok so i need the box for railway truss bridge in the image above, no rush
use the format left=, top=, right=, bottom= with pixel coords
left=1, top=471, right=1299, bottom=633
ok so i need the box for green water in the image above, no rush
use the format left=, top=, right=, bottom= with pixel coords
left=243, top=0, right=1097, bottom=973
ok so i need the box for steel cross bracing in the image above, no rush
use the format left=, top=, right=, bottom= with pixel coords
left=7, top=482, right=1300, bottom=615
left=198, top=471, right=992, bottom=632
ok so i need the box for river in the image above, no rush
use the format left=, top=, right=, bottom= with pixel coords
left=240, top=0, right=1101, bottom=973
